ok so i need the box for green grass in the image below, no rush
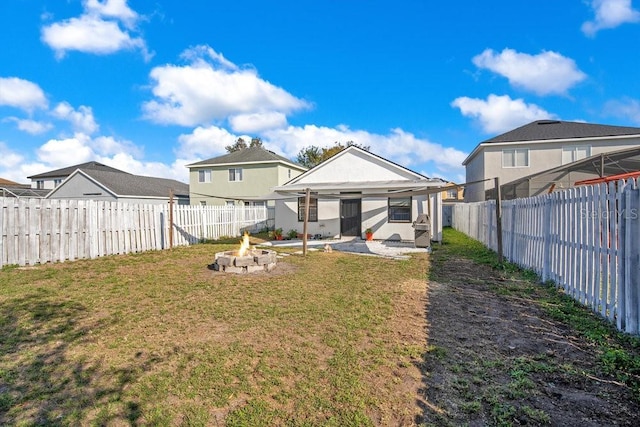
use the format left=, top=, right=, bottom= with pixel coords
left=0, top=241, right=428, bottom=425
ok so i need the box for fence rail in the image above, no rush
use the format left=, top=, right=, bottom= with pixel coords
left=0, top=198, right=267, bottom=268
left=453, top=179, right=640, bottom=336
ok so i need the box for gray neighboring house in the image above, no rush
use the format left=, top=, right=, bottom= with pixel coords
left=187, top=147, right=307, bottom=206
left=463, top=120, right=640, bottom=202
left=46, top=168, right=190, bottom=205
left=27, top=161, right=127, bottom=190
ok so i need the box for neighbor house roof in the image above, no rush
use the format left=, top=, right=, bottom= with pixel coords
left=463, top=120, right=640, bottom=165
left=47, top=169, right=189, bottom=199
left=187, top=147, right=306, bottom=170
left=483, top=120, right=640, bottom=144
left=0, top=177, right=24, bottom=186
left=27, top=161, right=130, bottom=179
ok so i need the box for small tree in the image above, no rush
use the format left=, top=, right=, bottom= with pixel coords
left=296, top=141, right=369, bottom=168
left=225, top=137, right=264, bottom=152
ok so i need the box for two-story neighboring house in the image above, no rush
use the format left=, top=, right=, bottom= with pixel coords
left=186, top=147, right=307, bottom=206
left=27, top=161, right=127, bottom=190
left=463, top=120, right=640, bottom=202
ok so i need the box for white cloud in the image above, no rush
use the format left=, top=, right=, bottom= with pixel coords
left=582, top=0, right=640, bottom=36
left=472, top=48, right=586, bottom=96
left=604, top=98, right=640, bottom=124
left=37, top=135, right=94, bottom=167
left=42, top=15, right=148, bottom=59
left=97, top=152, right=188, bottom=182
left=143, top=45, right=309, bottom=127
left=3, top=117, right=53, bottom=134
left=262, top=124, right=468, bottom=175
left=51, top=102, right=99, bottom=134
left=40, top=1, right=151, bottom=60
left=84, top=0, right=139, bottom=29
left=451, top=94, right=556, bottom=134
left=0, top=142, right=25, bottom=169
left=0, top=77, right=48, bottom=111
left=229, top=112, right=288, bottom=133
left=176, top=125, right=239, bottom=160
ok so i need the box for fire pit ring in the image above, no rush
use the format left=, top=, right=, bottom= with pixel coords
left=212, top=248, right=277, bottom=273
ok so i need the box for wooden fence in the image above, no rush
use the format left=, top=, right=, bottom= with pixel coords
left=0, top=198, right=268, bottom=268
left=453, top=178, right=640, bottom=336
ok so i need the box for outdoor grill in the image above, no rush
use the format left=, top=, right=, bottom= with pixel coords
left=413, top=214, right=431, bottom=248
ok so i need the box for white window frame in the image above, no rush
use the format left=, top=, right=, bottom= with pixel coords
left=502, top=148, right=529, bottom=168
left=228, top=168, right=243, bottom=182
left=562, top=145, right=591, bottom=165
left=198, top=169, right=211, bottom=183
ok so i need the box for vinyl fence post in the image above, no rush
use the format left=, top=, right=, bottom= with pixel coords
left=494, top=177, right=504, bottom=264
left=623, top=183, right=639, bottom=334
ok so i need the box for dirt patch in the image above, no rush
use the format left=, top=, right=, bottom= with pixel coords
left=421, top=255, right=640, bottom=426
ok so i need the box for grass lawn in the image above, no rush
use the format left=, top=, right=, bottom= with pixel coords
left=0, top=242, right=428, bottom=426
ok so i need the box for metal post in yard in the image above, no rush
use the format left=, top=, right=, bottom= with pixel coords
left=495, top=177, right=504, bottom=264
left=303, top=188, right=310, bottom=256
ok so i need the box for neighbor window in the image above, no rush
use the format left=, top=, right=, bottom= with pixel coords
left=446, top=189, right=458, bottom=199
left=198, top=169, right=211, bottom=183
left=388, top=197, right=411, bottom=222
left=562, top=145, right=591, bottom=164
left=36, top=180, right=44, bottom=189
left=200, top=201, right=206, bottom=206
left=298, top=196, right=318, bottom=222
left=54, top=179, right=62, bottom=187
left=228, top=168, right=243, bottom=182
left=502, top=148, right=529, bottom=167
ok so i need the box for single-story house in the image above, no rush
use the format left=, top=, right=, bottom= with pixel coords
left=272, top=146, right=444, bottom=242
left=46, top=168, right=190, bottom=205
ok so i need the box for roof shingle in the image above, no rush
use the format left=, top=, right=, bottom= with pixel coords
left=483, top=120, right=640, bottom=143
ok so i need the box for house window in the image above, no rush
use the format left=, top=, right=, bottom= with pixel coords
left=36, top=180, right=44, bottom=189
left=198, top=170, right=211, bottom=183
left=226, top=201, right=235, bottom=206
left=200, top=201, right=206, bottom=206
left=446, top=189, right=458, bottom=199
left=54, top=179, right=62, bottom=187
left=388, top=197, right=411, bottom=222
left=298, top=196, right=318, bottom=222
left=288, top=169, right=291, bottom=179
left=502, top=149, right=529, bottom=168
left=229, top=168, right=243, bottom=182
left=562, top=145, right=591, bottom=164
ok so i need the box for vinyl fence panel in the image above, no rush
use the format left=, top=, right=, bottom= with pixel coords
left=0, top=199, right=267, bottom=268
left=453, top=179, right=640, bottom=336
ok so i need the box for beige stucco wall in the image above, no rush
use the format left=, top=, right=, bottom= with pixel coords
left=465, top=138, right=640, bottom=202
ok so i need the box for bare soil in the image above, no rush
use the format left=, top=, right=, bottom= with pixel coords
left=420, top=254, right=640, bottom=426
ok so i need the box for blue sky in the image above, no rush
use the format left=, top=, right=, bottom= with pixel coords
left=1, top=0, right=640, bottom=184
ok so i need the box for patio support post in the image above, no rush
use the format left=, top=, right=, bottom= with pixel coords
left=303, top=188, right=310, bottom=256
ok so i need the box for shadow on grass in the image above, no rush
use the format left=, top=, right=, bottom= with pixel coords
left=0, top=289, right=154, bottom=425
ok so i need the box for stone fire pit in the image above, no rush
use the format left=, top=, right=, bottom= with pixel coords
left=213, top=248, right=277, bottom=273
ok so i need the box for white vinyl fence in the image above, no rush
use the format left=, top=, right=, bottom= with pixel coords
left=0, top=198, right=267, bottom=268
left=453, top=178, right=640, bottom=336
